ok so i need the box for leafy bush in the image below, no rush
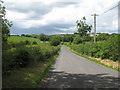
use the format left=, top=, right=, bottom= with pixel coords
left=73, top=36, right=92, bottom=44
left=14, top=48, right=29, bottom=67
left=2, top=44, right=60, bottom=75
left=73, top=36, right=83, bottom=44
left=70, top=34, right=119, bottom=62
left=39, top=33, right=49, bottom=41
left=25, top=40, right=31, bottom=45
left=32, top=41, right=38, bottom=45
left=50, top=38, right=60, bottom=46
left=96, top=33, right=110, bottom=41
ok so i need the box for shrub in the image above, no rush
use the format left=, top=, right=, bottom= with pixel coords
left=14, top=48, right=29, bottom=67
left=32, top=41, right=38, bottom=45
left=50, top=38, right=60, bottom=46
left=25, top=40, right=31, bottom=45
left=108, top=35, right=119, bottom=61
left=70, top=34, right=119, bottom=61
left=96, top=33, right=110, bottom=41
left=3, top=43, right=60, bottom=75
left=73, top=36, right=83, bottom=44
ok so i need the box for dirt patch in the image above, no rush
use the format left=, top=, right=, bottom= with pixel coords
left=88, top=56, right=119, bottom=70
left=101, top=60, right=120, bottom=69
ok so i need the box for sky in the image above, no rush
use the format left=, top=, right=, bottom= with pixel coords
left=3, top=0, right=119, bottom=35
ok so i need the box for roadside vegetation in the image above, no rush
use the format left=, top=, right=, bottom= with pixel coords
left=3, top=34, right=60, bottom=88
left=63, top=17, right=120, bottom=71
left=64, top=34, right=120, bottom=71
left=3, top=43, right=60, bottom=88
left=2, top=2, right=60, bottom=88
left=2, top=1, right=119, bottom=88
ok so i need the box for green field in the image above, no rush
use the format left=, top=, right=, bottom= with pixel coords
left=8, top=36, right=42, bottom=44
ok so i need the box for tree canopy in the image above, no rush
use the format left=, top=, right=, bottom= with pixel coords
left=1, top=1, right=13, bottom=49
left=76, top=17, right=92, bottom=36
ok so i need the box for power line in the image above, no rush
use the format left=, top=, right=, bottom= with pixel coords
left=103, top=4, right=119, bottom=14
left=99, top=3, right=120, bottom=15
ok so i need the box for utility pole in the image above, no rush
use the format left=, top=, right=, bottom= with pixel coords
left=91, top=13, right=98, bottom=43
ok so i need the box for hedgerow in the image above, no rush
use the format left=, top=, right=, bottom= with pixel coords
left=70, top=35, right=119, bottom=62
left=2, top=44, right=60, bottom=75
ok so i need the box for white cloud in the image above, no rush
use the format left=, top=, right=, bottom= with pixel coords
left=54, top=26, right=77, bottom=31
left=6, top=10, right=27, bottom=20
left=41, top=5, right=84, bottom=24
left=4, top=0, right=119, bottom=34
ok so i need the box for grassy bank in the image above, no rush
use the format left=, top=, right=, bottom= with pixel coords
left=8, top=36, right=42, bottom=44
left=3, top=53, right=59, bottom=88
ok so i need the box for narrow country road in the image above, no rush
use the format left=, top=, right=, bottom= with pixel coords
left=42, top=46, right=119, bottom=88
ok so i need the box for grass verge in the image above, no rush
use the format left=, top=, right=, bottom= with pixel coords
left=2, top=54, right=59, bottom=88
left=66, top=46, right=120, bottom=72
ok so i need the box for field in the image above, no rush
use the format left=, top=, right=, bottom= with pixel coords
left=8, top=36, right=42, bottom=44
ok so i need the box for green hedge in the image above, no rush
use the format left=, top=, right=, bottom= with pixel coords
left=70, top=35, right=119, bottom=62
left=50, top=38, right=60, bottom=46
left=2, top=44, right=60, bottom=75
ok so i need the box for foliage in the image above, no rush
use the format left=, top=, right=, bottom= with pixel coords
left=50, top=38, right=60, bottom=46
left=73, top=35, right=92, bottom=44
left=76, top=17, right=92, bottom=36
left=69, top=34, right=119, bottom=62
left=3, top=54, right=59, bottom=88
left=2, top=44, right=60, bottom=75
left=25, top=34, right=31, bottom=37
left=21, top=34, right=25, bottom=37
left=96, top=33, right=110, bottom=41
left=39, top=33, right=49, bottom=41
left=31, top=34, right=38, bottom=38
left=73, top=35, right=83, bottom=44
left=1, top=2, right=13, bottom=50
left=32, top=41, right=38, bottom=45
left=25, top=40, right=31, bottom=45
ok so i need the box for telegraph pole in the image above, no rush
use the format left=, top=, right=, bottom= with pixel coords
left=91, top=13, right=98, bottom=43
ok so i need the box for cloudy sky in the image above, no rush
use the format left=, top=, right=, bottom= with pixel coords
left=3, top=0, right=119, bottom=35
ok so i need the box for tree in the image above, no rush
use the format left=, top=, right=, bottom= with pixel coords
left=21, top=34, right=25, bottom=37
left=1, top=1, right=13, bottom=50
left=25, top=40, right=31, bottom=45
left=76, top=17, right=92, bottom=36
left=39, top=33, right=47, bottom=41
left=96, top=33, right=110, bottom=41
left=25, top=34, right=31, bottom=37
left=50, top=38, right=60, bottom=46
left=32, top=41, right=38, bottom=45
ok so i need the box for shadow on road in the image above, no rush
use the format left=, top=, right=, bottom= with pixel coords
left=42, top=71, right=119, bottom=88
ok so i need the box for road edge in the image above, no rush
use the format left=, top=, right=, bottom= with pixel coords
left=64, top=45, right=120, bottom=72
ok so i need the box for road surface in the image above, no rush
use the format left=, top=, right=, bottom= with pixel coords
left=42, top=46, right=119, bottom=88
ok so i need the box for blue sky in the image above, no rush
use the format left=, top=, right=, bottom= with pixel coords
left=3, top=0, right=119, bottom=35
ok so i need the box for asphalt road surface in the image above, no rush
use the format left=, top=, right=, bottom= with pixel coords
left=42, top=46, right=119, bottom=88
